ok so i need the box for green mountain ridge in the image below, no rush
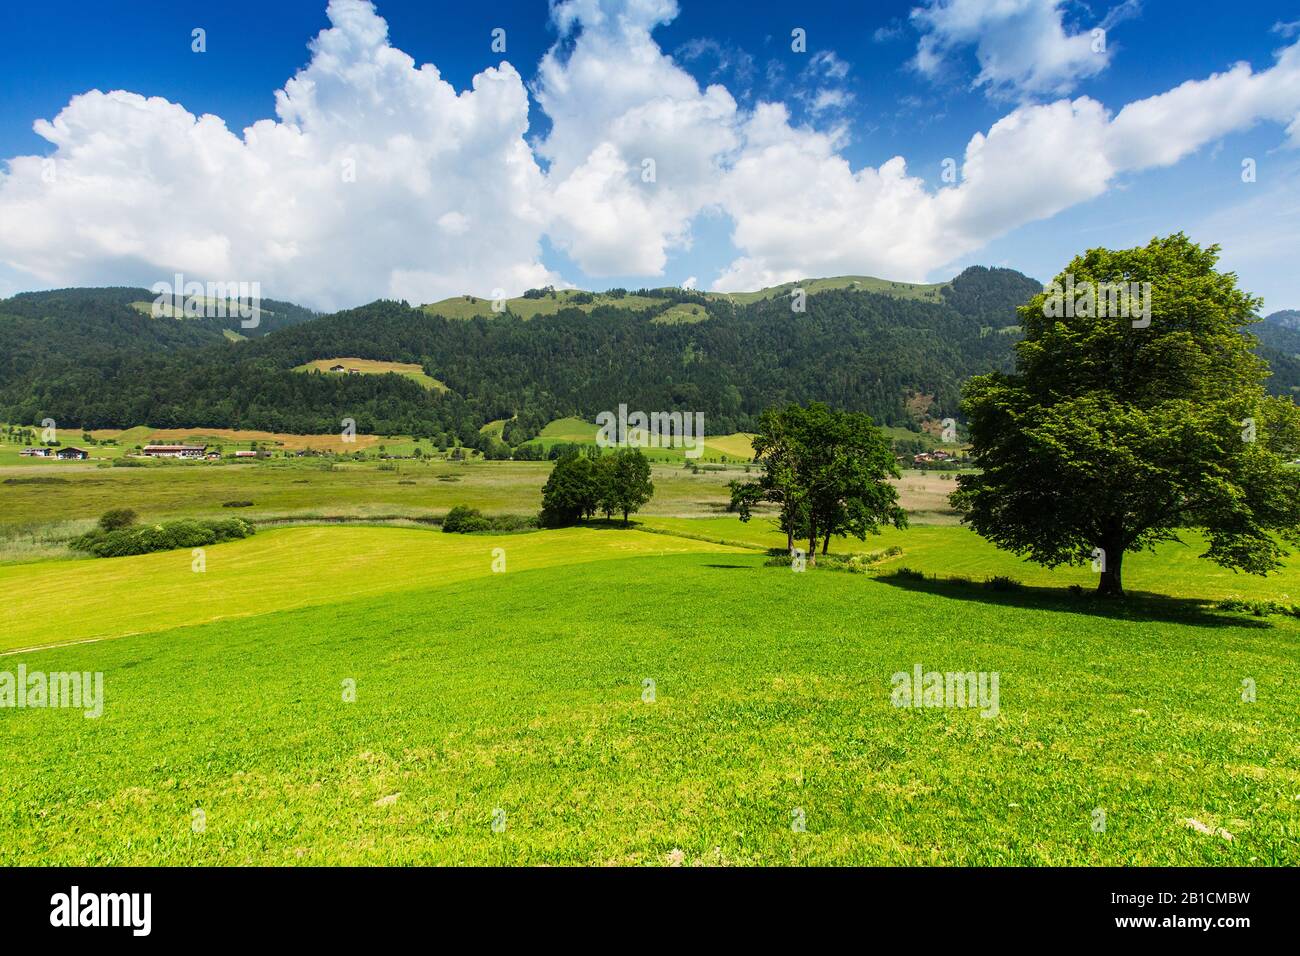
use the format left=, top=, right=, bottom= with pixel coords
left=17, top=268, right=1294, bottom=442
left=422, top=274, right=952, bottom=322
left=0, top=266, right=1045, bottom=441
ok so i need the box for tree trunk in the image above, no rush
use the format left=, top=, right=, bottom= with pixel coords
left=1097, top=540, right=1124, bottom=597
left=622, top=508, right=630, bottom=526
left=821, top=531, right=830, bottom=555
left=783, top=493, right=794, bottom=553
left=807, top=523, right=817, bottom=568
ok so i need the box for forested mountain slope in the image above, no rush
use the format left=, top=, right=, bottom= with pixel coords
left=1252, top=310, right=1300, bottom=397
left=0, top=267, right=1056, bottom=442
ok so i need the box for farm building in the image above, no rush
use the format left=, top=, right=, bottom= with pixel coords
left=234, top=450, right=257, bottom=458
left=142, top=444, right=207, bottom=459
left=55, top=447, right=89, bottom=460
left=19, top=447, right=53, bottom=457
left=912, top=450, right=958, bottom=466
left=328, top=364, right=346, bottom=372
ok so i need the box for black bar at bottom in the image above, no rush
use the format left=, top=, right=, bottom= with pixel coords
left=0, top=866, right=1288, bottom=941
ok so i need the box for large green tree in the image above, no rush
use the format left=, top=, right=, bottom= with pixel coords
left=600, top=447, right=654, bottom=525
left=539, top=450, right=601, bottom=527
left=952, top=234, right=1300, bottom=595
left=728, top=405, right=808, bottom=551
left=731, top=402, right=906, bottom=565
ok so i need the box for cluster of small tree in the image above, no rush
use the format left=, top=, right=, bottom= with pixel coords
left=508, top=442, right=548, bottom=461
left=539, top=447, right=654, bottom=527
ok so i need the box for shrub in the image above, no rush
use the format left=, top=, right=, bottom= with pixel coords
left=983, top=575, right=1023, bottom=592
left=71, top=517, right=254, bottom=558
left=892, top=567, right=926, bottom=581
left=443, top=505, right=492, bottom=533
left=443, top=506, right=537, bottom=534
left=98, top=508, right=137, bottom=531
left=488, top=514, right=538, bottom=533
left=206, top=517, right=256, bottom=542
left=1215, top=598, right=1300, bottom=617
left=222, top=500, right=254, bottom=508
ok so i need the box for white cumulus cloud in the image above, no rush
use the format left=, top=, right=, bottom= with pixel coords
left=909, top=0, right=1138, bottom=100
left=1, top=0, right=1298, bottom=308
left=0, top=0, right=556, bottom=310
left=710, top=30, right=1300, bottom=289
left=534, top=0, right=740, bottom=276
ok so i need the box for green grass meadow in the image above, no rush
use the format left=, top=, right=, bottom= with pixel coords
left=2, top=451, right=1298, bottom=865
left=1, top=535, right=1296, bottom=865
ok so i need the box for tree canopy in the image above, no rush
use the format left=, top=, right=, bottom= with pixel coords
left=730, top=402, right=906, bottom=565
left=539, top=447, right=655, bottom=527
left=952, top=233, right=1300, bottom=595
left=600, top=448, right=654, bottom=525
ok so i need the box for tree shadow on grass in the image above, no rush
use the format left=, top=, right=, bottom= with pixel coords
left=871, top=570, right=1273, bottom=630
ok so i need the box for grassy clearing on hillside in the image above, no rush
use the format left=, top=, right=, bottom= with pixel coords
left=711, top=275, right=948, bottom=305
left=1, top=544, right=1295, bottom=865
left=650, top=303, right=710, bottom=324
left=423, top=290, right=667, bottom=320
left=0, top=525, right=743, bottom=653
left=524, top=417, right=757, bottom=463
left=420, top=276, right=948, bottom=322
left=291, top=358, right=447, bottom=392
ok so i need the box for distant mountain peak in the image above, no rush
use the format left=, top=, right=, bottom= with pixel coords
left=1264, top=309, right=1300, bottom=330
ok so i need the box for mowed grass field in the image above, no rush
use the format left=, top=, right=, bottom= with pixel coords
left=0, top=525, right=1296, bottom=865
left=520, top=416, right=756, bottom=463
left=0, top=525, right=745, bottom=652
left=291, top=357, right=448, bottom=392
left=0, top=459, right=754, bottom=550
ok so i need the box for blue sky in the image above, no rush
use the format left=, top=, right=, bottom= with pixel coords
left=1, top=0, right=1297, bottom=311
